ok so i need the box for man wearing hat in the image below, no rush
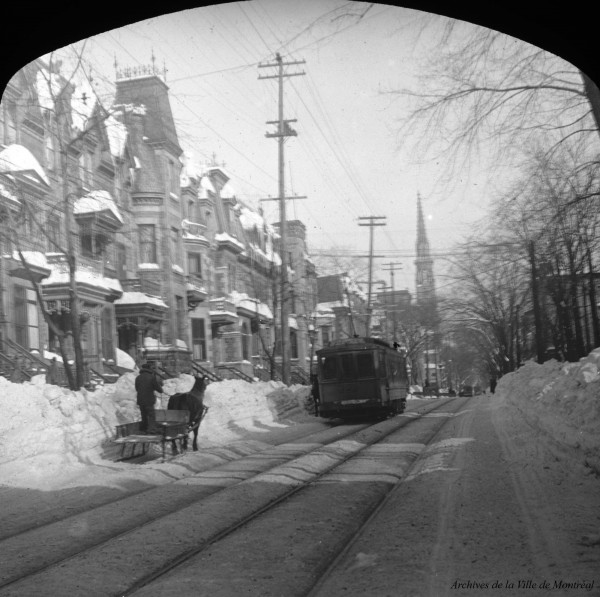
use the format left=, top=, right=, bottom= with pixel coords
left=135, top=363, right=163, bottom=434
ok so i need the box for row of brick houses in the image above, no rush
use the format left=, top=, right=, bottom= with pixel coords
left=0, top=58, right=334, bottom=383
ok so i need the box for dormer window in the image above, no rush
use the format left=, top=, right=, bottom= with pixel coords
left=79, top=221, right=114, bottom=263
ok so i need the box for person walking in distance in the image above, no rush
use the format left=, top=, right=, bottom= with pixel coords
left=135, top=363, right=163, bottom=434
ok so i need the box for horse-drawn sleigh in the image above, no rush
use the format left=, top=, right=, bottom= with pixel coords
left=114, top=375, right=209, bottom=460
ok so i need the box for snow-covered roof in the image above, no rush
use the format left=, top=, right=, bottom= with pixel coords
left=114, top=291, right=167, bottom=308
left=229, top=291, right=273, bottom=320
left=201, top=176, right=215, bottom=193
left=143, top=337, right=171, bottom=349
left=105, top=115, right=128, bottom=158
left=182, top=231, right=210, bottom=243
left=73, top=190, right=124, bottom=223
left=7, top=250, right=49, bottom=269
left=42, top=261, right=122, bottom=294
left=215, top=232, right=245, bottom=251
left=239, top=206, right=265, bottom=230
left=0, top=144, right=50, bottom=186
left=179, top=151, right=203, bottom=187
left=220, top=182, right=236, bottom=198
left=113, top=103, right=147, bottom=116
left=186, top=281, right=208, bottom=294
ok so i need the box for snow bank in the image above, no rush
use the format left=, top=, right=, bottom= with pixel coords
left=496, top=349, right=600, bottom=473
left=0, top=373, right=313, bottom=487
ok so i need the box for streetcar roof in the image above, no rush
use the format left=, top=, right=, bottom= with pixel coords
left=316, top=336, right=394, bottom=354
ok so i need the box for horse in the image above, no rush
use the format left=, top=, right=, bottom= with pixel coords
left=167, top=375, right=209, bottom=451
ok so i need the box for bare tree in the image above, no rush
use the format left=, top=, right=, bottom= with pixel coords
left=390, top=22, right=600, bottom=187
left=492, top=144, right=600, bottom=360
left=440, top=239, right=532, bottom=376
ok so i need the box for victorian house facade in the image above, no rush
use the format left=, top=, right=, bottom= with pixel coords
left=0, top=58, right=318, bottom=384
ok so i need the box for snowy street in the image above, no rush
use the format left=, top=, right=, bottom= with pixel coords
left=1, top=371, right=599, bottom=595
left=311, top=392, right=600, bottom=596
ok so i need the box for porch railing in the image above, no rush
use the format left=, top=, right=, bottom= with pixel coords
left=191, top=361, right=223, bottom=383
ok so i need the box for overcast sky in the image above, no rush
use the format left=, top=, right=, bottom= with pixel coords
left=44, top=0, right=517, bottom=294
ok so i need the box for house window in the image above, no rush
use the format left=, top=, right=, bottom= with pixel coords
left=79, top=224, right=114, bottom=264
left=14, top=286, right=39, bottom=349
left=191, top=318, right=206, bottom=361
left=139, top=224, right=157, bottom=263
left=187, top=252, right=202, bottom=278
left=240, top=321, right=250, bottom=360
left=80, top=222, right=94, bottom=257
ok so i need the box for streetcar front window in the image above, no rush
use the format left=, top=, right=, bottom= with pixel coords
left=339, top=354, right=356, bottom=379
left=356, top=353, right=375, bottom=378
left=321, top=356, right=337, bottom=380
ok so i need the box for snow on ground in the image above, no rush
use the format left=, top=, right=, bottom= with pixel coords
left=0, top=372, right=313, bottom=491
left=496, top=348, right=600, bottom=473
left=1, top=347, right=598, bottom=492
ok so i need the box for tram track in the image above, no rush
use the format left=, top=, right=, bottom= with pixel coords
left=0, top=398, right=459, bottom=597
left=124, top=397, right=470, bottom=597
left=304, top=399, right=471, bottom=597
left=0, top=423, right=352, bottom=542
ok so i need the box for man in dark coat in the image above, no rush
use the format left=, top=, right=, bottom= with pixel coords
left=135, top=363, right=163, bottom=433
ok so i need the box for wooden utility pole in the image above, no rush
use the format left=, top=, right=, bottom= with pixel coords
left=358, top=216, right=387, bottom=336
left=259, top=53, right=305, bottom=385
left=382, top=261, right=402, bottom=341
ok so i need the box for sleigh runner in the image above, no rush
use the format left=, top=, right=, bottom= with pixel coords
left=113, top=405, right=209, bottom=461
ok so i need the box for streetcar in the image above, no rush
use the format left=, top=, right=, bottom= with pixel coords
left=315, top=337, right=409, bottom=419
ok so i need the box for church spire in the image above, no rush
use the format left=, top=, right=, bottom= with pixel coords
left=416, top=192, right=430, bottom=256
left=414, top=193, right=437, bottom=324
